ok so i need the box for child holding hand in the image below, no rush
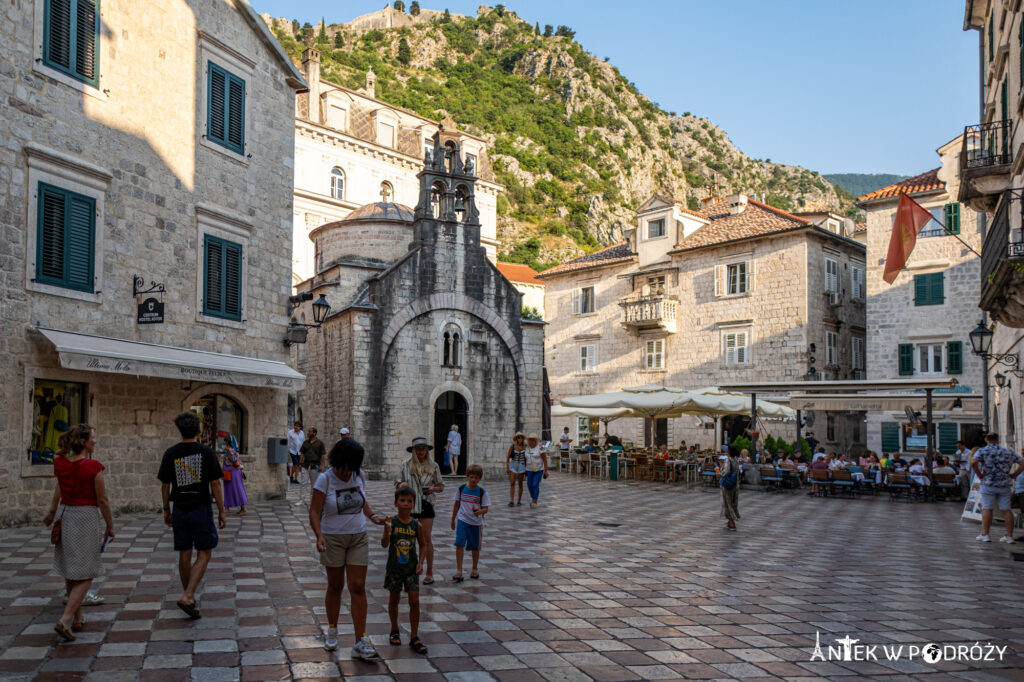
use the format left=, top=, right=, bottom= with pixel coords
left=381, top=486, right=428, bottom=655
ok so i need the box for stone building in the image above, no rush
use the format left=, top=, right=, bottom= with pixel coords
left=0, top=0, right=306, bottom=524
left=960, top=2, right=1024, bottom=448
left=496, top=263, right=546, bottom=317
left=856, top=140, right=986, bottom=455
left=292, top=130, right=545, bottom=479
left=539, top=195, right=867, bottom=451
left=288, top=47, right=501, bottom=282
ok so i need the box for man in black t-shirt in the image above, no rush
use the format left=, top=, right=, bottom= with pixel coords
left=157, top=412, right=226, bottom=620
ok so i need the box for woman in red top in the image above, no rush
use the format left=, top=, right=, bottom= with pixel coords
left=43, top=424, right=114, bottom=641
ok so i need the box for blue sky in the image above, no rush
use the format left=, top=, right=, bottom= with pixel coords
left=254, top=0, right=979, bottom=176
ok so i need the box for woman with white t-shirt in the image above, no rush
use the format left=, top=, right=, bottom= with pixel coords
left=309, top=438, right=386, bottom=660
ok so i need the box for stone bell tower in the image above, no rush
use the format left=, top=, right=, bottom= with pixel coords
left=411, top=117, right=482, bottom=254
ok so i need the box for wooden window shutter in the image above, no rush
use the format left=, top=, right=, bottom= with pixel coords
left=944, top=203, right=960, bottom=235
left=226, top=74, right=245, bottom=152
left=224, top=241, right=242, bottom=318
left=714, top=264, right=725, bottom=297
left=208, top=63, right=227, bottom=145
left=65, top=193, right=95, bottom=291
left=931, top=272, right=944, bottom=304
left=571, top=289, right=580, bottom=315
left=947, top=340, right=962, bottom=374
left=746, top=259, right=755, bottom=292
left=913, top=275, right=926, bottom=305
left=898, top=343, right=914, bottom=375
left=38, top=186, right=67, bottom=283
left=204, top=236, right=223, bottom=315
left=74, top=0, right=98, bottom=83
left=46, top=0, right=72, bottom=70
left=881, top=422, right=900, bottom=452
left=938, top=423, right=959, bottom=455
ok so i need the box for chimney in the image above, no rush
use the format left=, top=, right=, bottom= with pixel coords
left=700, top=196, right=720, bottom=207
left=301, top=47, right=321, bottom=123
left=726, top=194, right=748, bottom=215
left=365, top=68, right=376, bottom=97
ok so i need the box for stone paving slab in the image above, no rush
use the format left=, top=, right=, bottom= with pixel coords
left=0, top=474, right=1022, bottom=680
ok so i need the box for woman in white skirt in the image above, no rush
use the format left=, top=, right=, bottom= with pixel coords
left=43, top=424, right=114, bottom=641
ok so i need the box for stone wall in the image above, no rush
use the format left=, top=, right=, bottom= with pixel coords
left=0, top=0, right=301, bottom=523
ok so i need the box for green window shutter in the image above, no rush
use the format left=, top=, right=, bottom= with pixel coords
left=947, top=340, right=962, bottom=374
left=881, top=422, right=900, bottom=452
left=930, top=272, right=944, bottom=305
left=207, top=62, right=245, bottom=154
left=898, top=343, right=914, bottom=375
left=913, top=274, right=927, bottom=305
left=36, top=183, right=94, bottom=292
left=203, top=235, right=242, bottom=320
left=938, top=423, right=959, bottom=455
left=43, top=0, right=99, bottom=86
left=943, top=203, right=960, bottom=235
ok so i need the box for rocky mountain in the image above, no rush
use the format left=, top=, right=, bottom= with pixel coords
left=264, top=5, right=852, bottom=270
left=823, top=173, right=909, bottom=199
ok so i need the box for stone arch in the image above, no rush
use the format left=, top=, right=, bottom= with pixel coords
left=428, top=381, right=475, bottom=419
left=180, top=383, right=255, bottom=452
left=381, top=293, right=527, bottom=428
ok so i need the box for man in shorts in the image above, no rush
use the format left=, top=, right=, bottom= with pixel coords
left=158, top=412, right=227, bottom=618
left=299, top=427, right=327, bottom=505
left=972, top=432, right=1023, bottom=544
left=287, top=421, right=305, bottom=485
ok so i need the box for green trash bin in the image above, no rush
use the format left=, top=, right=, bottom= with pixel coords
left=609, top=452, right=618, bottom=481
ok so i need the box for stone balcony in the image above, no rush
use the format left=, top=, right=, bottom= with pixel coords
left=620, top=294, right=678, bottom=334
left=959, top=120, right=1013, bottom=212
left=980, top=188, right=1024, bottom=327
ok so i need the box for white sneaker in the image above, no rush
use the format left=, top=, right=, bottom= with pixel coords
left=530, top=501, right=537, bottom=509
left=977, top=534, right=991, bottom=542
left=351, top=634, right=381, bottom=661
left=324, top=627, right=338, bottom=651
left=999, top=535, right=1016, bottom=544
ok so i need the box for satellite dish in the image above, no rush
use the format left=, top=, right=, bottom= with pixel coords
left=904, top=406, right=922, bottom=426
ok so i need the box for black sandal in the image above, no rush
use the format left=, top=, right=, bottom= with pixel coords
left=470, top=573, right=480, bottom=579
left=389, top=630, right=401, bottom=645
left=452, top=574, right=464, bottom=583
left=409, top=637, right=428, bottom=655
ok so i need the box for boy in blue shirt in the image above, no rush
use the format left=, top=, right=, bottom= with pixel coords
left=451, top=464, right=490, bottom=582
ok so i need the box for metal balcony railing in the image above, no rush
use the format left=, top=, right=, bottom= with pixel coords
left=962, top=120, right=1013, bottom=170
left=981, top=188, right=1024, bottom=293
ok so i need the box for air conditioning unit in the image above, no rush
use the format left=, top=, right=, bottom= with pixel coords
left=826, top=291, right=841, bottom=307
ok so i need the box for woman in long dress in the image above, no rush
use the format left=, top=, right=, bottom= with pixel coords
left=222, top=434, right=248, bottom=515
left=395, top=437, right=444, bottom=585
left=720, top=445, right=740, bottom=531
left=43, top=424, right=114, bottom=641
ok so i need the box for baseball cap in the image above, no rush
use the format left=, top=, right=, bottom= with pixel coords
left=340, top=427, right=351, bottom=435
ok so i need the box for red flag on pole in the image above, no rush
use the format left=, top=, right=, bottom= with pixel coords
left=883, top=192, right=934, bottom=284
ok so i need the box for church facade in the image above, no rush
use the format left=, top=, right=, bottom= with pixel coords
left=292, top=129, right=545, bottom=478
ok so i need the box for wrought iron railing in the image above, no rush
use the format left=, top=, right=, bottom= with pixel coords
left=982, top=188, right=1024, bottom=292
left=962, top=120, right=1013, bottom=170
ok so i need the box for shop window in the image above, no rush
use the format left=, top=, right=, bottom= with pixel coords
left=30, top=379, right=87, bottom=465
left=190, top=393, right=245, bottom=453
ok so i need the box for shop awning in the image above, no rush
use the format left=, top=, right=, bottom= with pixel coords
left=789, top=393, right=983, bottom=413
left=37, top=328, right=305, bottom=390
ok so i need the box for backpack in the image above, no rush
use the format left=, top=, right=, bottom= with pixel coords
left=719, top=460, right=738, bottom=491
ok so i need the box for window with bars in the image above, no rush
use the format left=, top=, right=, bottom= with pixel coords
left=207, top=61, right=245, bottom=154
left=724, top=331, right=749, bottom=365
left=203, top=235, right=242, bottom=321
left=35, top=183, right=95, bottom=292
left=43, top=0, right=99, bottom=86
left=645, top=339, right=664, bottom=369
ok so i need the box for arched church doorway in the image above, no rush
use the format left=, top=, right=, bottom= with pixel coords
left=434, top=391, right=468, bottom=474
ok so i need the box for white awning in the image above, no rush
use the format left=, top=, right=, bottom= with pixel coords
left=37, top=328, right=305, bottom=390
left=789, top=393, right=982, bottom=412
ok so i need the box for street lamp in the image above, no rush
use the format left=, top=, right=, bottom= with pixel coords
left=995, top=372, right=1008, bottom=388
left=284, top=292, right=331, bottom=346
left=969, top=320, right=1021, bottom=374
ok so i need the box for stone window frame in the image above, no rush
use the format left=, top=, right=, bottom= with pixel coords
left=824, top=256, right=840, bottom=293
left=323, top=95, right=350, bottom=133
left=194, top=203, right=251, bottom=330
left=330, top=167, right=345, bottom=200
left=714, top=252, right=755, bottom=298
left=197, top=32, right=254, bottom=165
left=824, top=329, right=839, bottom=367
left=579, top=343, right=598, bottom=373
left=721, top=326, right=752, bottom=366
left=440, top=321, right=463, bottom=368
left=20, top=367, right=97, bottom=479
left=24, top=143, right=110, bottom=304
left=916, top=342, right=945, bottom=376
left=850, top=263, right=866, bottom=300
left=32, top=0, right=107, bottom=101
left=572, top=285, right=597, bottom=315
left=372, top=108, right=400, bottom=149
left=646, top=218, right=666, bottom=240
left=851, top=336, right=866, bottom=371
left=644, top=339, right=665, bottom=370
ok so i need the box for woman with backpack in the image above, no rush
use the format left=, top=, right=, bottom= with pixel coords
left=720, top=445, right=740, bottom=532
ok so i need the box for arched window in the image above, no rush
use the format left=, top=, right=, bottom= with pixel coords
left=330, top=168, right=345, bottom=199
left=454, top=185, right=469, bottom=223
left=444, top=141, right=456, bottom=173
left=441, top=322, right=462, bottom=367
left=431, top=182, right=445, bottom=219
left=192, top=394, right=246, bottom=453
left=380, top=181, right=394, bottom=202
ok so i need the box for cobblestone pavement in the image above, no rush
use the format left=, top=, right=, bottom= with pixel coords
left=1, top=473, right=1023, bottom=682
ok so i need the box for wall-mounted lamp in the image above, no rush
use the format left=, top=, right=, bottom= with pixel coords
left=285, top=292, right=331, bottom=346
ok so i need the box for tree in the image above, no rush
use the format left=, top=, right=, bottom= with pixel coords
left=534, top=21, right=539, bottom=34
left=291, top=19, right=299, bottom=34
left=334, top=31, right=344, bottom=48
left=397, top=37, right=412, bottom=65
left=555, top=25, right=575, bottom=39
left=494, top=3, right=505, bottom=15
left=393, top=0, right=405, bottom=11
left=317, top=19, right=328, bottom=44
left=301, top=22, right=313, bottom=46
left=410, top=1, right=420, bottom=14
left=542, top=24, right=553, bottom=37
left=441, top=9, right=451, bottom=23
left=522, top=306, right=543, bottom=321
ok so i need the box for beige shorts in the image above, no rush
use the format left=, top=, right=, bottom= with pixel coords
left=320, top=532, right=369, bottom=567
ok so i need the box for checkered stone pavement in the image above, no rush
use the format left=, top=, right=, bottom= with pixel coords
left=1, top=473, right=1023, bottom=681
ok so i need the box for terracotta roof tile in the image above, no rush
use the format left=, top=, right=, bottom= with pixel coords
left=670, top=199, right=810, bottom=253
left=496, top=262, right=543, bottom=285
left=856, top=168, right=944, bottom=202
left=647, top=193, right=708, bottom=221
left=536, top=242, right=634, bottom=278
